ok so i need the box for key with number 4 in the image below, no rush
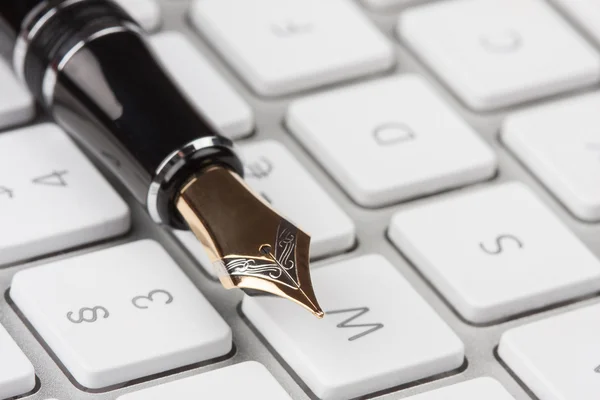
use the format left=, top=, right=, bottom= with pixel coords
left=10, top=240, right=232, bottom=389
left=0, top=124, right=130, bottom=266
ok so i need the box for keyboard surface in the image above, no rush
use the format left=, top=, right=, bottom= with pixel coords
left=1, top=0, right=599, bottom=399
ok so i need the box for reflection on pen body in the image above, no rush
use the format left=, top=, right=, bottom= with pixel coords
left=0, top=0, right=323, bottom=317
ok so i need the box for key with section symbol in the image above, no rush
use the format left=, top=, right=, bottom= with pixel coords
left=10, top=240, right=232, bottom=389
left=242, top=254, right=464, bottom=400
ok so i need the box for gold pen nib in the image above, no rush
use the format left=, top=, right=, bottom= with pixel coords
left=176, top=166, right=324, bottom=318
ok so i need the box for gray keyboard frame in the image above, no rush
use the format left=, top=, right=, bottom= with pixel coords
left=1, top=0, right=599, bottom=399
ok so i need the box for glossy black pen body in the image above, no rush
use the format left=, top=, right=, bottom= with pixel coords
left=0, top=0, right=324, bottom=317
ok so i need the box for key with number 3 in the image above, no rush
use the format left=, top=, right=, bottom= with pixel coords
left=10, top=240, right=232, bottom=389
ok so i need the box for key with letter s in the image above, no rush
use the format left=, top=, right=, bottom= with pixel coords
left=389, top=182, right=600, bottom=324
left=10, top=240, right=232, bottom=389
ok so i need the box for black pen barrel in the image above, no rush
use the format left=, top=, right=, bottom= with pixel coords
left=0, top=0, right=243, bottom=228
left=0, top=0, right=44, bottom=33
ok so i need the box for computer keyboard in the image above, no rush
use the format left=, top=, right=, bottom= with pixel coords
left=0, top=0, right=599, bottom=399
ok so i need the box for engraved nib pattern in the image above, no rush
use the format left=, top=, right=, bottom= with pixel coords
left=223, top=220, right=322, bottom=316
left=176, top=167, right=324, bottom=318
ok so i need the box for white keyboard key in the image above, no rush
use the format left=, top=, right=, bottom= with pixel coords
left=398, top=0, right=600, bottom=110
left=499, top=303, right=600, bottom=400
left=150, top=32, right=254, bottom=139
left=0, top=60, right=34, bottom=130
left=10, top=240, right=232, bottom=389
left=389, top=182, right=600, bottom=324
left=189, top=0, right=394, bottom=96
left=173, top=229, right=214, bottom=277
left=242, top=254, right=464, bottom=400
left=175, top=140, right=355, bottom=277
left=404, top=378, right=515, bottom=400
left=503, top=93, right=600, bottom=222
left=117, top=362, right=292, bottom=400
left=361, top=0, right=410, bottom=9
left=552, top=0, right=600, bottom=46
left=287, top=75, right=496, bottom=207
left=0, top=124, right=130, bottom=266
left=115, top=0, right=161, bottom=32
left=0, top=324, right=35, bottom=399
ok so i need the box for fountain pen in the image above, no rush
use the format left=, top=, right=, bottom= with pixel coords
left=0, top=0, right=323, bottom=317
